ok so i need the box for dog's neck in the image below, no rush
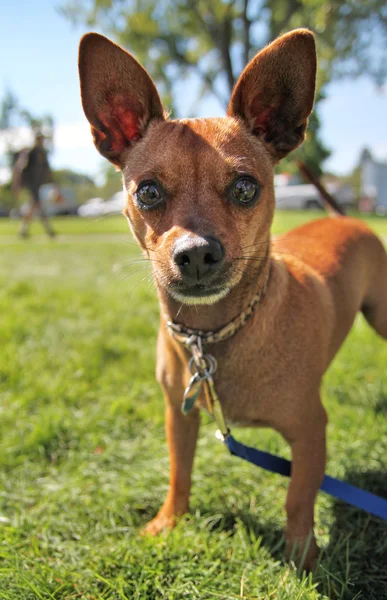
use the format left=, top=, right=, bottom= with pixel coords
left=158, top=238, right=272, bottom=333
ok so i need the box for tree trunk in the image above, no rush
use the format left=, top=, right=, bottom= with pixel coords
left=242, top=0, right=250, bottom=67
left=219, top=18, right=235, bottom=95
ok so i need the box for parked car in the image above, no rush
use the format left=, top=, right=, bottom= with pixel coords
left=77, top=197, right=105, bottom=217
left=102, top=191, right=125, bottom=214
left=275, top=179, right=354, bottom=211
left=78, top=191, right=125, bottom=217
left=13, top=184, right=79, bottom=217
left=275, top=183, right=322, bottom=210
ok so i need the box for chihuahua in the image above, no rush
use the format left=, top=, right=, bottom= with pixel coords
left=79, top=29, right=387, bottom=569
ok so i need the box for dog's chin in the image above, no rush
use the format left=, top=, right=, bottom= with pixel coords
left=169, top=285, right=231, bottom=306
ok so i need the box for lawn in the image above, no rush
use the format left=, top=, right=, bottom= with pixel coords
left=0, top=211, right=386, bottom=599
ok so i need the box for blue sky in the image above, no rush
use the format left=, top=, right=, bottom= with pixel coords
left=1, top=0, right=386, bottom=180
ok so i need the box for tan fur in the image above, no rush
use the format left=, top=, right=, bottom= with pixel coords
left=79, top=29, right=387, bottom=570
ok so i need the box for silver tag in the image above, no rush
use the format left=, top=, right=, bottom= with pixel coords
left=182, top=372, right=204, bottom=414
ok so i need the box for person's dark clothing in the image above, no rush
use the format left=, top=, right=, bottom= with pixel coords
left=14, top=143, right=56, bottom=237
left=21, top=147, right=53, bottom=203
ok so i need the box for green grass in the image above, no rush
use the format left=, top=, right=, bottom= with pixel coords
left=0, top=210, right=387, bottom=599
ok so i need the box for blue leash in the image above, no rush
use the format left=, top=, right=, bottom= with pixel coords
left=170, top=326, right=387, bottom=522
left=224, top=434, right=387, bottom=520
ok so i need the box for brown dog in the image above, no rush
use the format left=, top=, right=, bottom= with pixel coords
left=78, top=29, right=387, bottom=569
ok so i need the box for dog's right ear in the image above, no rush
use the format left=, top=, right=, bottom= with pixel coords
left=78, top=33, right=165, bottom=166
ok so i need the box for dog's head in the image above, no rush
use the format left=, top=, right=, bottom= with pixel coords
left=79, top=30, right=316, bottom=305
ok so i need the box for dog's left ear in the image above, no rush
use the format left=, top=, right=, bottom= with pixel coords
left=228, top=29, right=316, bottom=161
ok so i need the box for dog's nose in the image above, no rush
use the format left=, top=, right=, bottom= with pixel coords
left=173, top=235, right=225, bottom=281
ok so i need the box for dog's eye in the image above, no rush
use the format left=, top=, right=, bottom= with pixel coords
left=135, top=182, right=163, bottom=209
left=232, top=177, right=260, bottom=205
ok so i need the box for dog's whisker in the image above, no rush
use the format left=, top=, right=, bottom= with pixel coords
left=175, top=303, right=184, bottom=320
left=126, top=273, right=155, bottom=300
left=109, top=264, right=150, bottom=282
left=114, top=265, right=153, bottom=286
left=240, top=240, right=271, bottom=250
left=234, top=257, right=288, bottom=267
left=240, top=243, right=301, bottom=257
left=120, top=238, right=159, bottom=254
left=112, top=258, right=152, bottom=273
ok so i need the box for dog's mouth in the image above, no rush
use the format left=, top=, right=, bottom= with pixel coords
left=165, top=267, right=238, bottom=305
left=169, top=282, right=232, bottom=305
left=153, top=260, right=243, bottom=306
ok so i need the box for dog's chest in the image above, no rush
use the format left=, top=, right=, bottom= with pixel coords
left=192, top=341, right=283, bottom=427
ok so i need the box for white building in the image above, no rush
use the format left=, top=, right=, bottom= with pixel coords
left=360, top=149, right=387, bottom=214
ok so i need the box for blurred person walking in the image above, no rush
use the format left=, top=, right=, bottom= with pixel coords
left=12, top=132, right=57, bottom=238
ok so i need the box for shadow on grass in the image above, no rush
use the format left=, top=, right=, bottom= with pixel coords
left=374, top=393, right=387, bottom=414
left=201, top=508, right=285, bottom=557
left=317, top=468, right=387, bottom=600
left=197, top=469, right=387, bottom=600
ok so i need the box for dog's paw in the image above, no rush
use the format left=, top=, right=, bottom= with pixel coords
left=141, top=513, right=176, bottom=536
left=286, top=534, right=319, bottom=572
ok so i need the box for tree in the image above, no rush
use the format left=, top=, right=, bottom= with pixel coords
left=54, top=168, right=95, bottom=186
left=0, top=90, right=19, bottom=130
left=61, top=0, right=387, bottom=174
left=0, top=89, right=55, bottom=164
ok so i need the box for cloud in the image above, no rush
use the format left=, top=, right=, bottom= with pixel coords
left=54, top=121, right=93, bottom=150
left=373, top=142, right=387, bottom=162
left=0, top=126, right=33, bottom=154
left=51, top=122, right=102, bottom=176
left=0, top=121, right=93, bottom=154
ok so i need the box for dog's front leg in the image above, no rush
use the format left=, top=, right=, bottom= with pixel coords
left=143, top=398, right=200, bottom=536
left=284, top=404, right=327, bottom=571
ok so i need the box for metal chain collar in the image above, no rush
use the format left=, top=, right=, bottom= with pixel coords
left=165, top=261, right=271, bottom=437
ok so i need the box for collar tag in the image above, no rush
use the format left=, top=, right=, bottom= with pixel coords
left=180, top=336, right=228, bottom=437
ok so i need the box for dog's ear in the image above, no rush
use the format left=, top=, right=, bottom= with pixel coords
left=228, top=29, right=316, bottom=161
left=78, top=33, right=165, bottom=166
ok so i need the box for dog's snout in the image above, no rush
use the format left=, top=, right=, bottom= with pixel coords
left=173, top=236, right=225, bottom=281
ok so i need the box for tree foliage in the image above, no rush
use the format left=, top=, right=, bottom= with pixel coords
left=61, top=0, right=387, bottom=173
left=0, top=89, right=54, bottom=137
left=0, top=89, right=55, bottom=167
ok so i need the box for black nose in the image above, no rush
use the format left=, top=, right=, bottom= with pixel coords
left=173, top=235, right=225, bottom=281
